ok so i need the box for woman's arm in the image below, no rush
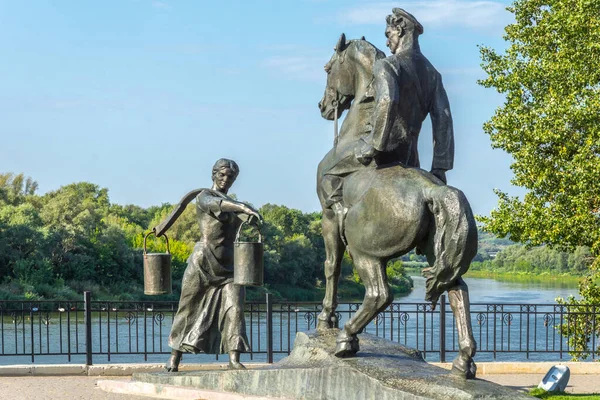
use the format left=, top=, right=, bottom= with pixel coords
left=220, top=199, right=263, bottom=224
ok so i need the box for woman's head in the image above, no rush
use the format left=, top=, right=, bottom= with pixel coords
left=211, top=158, right=239, bottom=192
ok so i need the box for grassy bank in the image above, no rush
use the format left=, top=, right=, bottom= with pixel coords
left=403, top=262, right=581, bottom=288
left=530, top=388, right=600, bottom=399
left=464, top=270, right=581, bottom=286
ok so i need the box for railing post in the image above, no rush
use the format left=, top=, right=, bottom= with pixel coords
left=30, top=304, right=34, bottom=363
left=439, top=295, right=446, bottom=363
left=84, top=291, right=93, bottom=366
left=266, top=293, right=273, bottom=364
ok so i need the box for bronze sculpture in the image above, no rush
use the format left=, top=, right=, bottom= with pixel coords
left=152, top=159, right=263, bottom=371
left=315, top=9, right=478, bottom=379
left=319, top=8, right=454, bottom=242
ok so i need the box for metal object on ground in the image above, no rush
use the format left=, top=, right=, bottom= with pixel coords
left=143, top=231, right=172, bottom=295
left=538, top=365, right=570, bottom=392
left=234, top=221, right=264, bottom=286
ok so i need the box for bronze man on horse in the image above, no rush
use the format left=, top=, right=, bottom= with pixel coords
left=315, top=9, right=478, bottom=379
left=319, top=8, right=454, bottom=239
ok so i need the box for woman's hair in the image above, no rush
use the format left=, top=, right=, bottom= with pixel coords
left=212, top=158, right=240, bottom=178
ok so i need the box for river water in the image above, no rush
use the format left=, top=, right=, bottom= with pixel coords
left=402, top=274, right=580, bottom=304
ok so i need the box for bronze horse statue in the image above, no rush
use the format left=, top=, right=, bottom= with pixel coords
left=316, top=35, right=478, bottom=379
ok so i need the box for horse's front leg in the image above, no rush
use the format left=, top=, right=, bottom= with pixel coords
left=317, top=208, right=345, bottom=331
left=448, top=278, right=477, bottom=379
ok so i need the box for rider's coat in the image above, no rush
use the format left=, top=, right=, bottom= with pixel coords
left=370, top=48, right=454, bottom=171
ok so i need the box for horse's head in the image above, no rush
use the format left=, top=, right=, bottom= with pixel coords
left=318, top=34, right=385, bottom=121
left=318, top=34, right=355, bottom=121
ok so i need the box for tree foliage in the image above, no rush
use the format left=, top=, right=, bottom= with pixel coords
left=478, top=0, right=600, bottom=253
left=0, top=175, right=410, bottom=302
left=470, top=244, right=592, bottom=275
left=479, top=0, right=600, bottom=359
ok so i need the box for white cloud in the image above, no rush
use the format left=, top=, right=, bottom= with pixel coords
left=339, top=1, right=511, bottom=32
left=261, top=55, right=327, bottom=83
left=151, top=1, right=170, bottom=9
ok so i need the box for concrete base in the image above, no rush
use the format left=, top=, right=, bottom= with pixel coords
left=130, top=329, right=531, bottom=400
left=98, top=379, right=284, bottom=400
left=1, top=361, right=598, bottom=377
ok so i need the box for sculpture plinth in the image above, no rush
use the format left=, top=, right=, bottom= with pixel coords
left=130, top=330, right=529, bottom=400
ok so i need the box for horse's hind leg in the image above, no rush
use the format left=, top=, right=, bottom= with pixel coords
left=448, top=277, right=477, bottom=379
left=317, top=209, right=345, bottom=330
left=335, top=255, right=393, bottom=357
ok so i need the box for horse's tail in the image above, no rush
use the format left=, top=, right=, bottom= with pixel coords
left=424, top=186, right=478, bottom=304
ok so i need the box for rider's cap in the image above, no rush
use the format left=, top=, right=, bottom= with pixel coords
left=387, top=8, right=424, bottom=35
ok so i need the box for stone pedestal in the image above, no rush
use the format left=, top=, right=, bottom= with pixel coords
left=131, top=329, right=530, bottom=399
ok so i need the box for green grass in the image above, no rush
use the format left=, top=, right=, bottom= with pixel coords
left=529, top=388, right=600, bottom=399
left=464, top=270, right=580, bottom=287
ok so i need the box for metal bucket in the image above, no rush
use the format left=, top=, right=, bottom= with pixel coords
left=143, top=231, right=172, bottom=295
left=233, top=222, right=264, bottom=286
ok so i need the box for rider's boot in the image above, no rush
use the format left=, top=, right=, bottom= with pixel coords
left=331, top=202, right=348, bottom=246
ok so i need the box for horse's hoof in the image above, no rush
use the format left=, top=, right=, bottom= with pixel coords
left=317, top=311, right=336, bottom=331
left=334, top=334, right=359, bottom=358
left=451, top=357, right=477, bottom=379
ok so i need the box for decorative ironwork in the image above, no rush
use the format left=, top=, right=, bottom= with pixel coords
left=543, top=313, right=554, bottom=327
left=520, top=305, right=536, bottom=313
left=124, top=312, right=137, bottom=324
left=10, top=312, right=22, bottom=325
left=417, top=303, right=434, bottom=312
left=554, top=305, right=567, bottom=313
left=399, top=312, right=410, bottom=325
left=0, top=299, right=598, bottom=364
left=374, top=314, right=383, bottom=326
left=304, top=312, right=315, bottom=325
left=153, top=312, right=165, bottom=325
left=476, top=313, right=487, bottom=326
left=487, top=305, right=502, bottom=312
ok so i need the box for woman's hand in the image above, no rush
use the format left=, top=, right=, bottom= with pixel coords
left=241, top=204, right=263, bottom=225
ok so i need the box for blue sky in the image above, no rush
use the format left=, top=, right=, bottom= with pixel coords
left=0, top=0, right=521, bottom=216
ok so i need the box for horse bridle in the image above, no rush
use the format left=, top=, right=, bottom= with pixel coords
left=331, top=91, right=351, bottom=150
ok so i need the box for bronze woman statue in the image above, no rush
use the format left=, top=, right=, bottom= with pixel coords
left=153, top=158, right=263, bottom=371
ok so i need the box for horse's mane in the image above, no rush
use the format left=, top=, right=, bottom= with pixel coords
left=342, top=39, right=385, bottom=102
left=346, top=39, right=386, bottom=69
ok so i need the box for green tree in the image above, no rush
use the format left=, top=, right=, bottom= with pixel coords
left=479, top=0, right=600, bottom=251
left=479, top=0, right=600, bottom=252
left=0, top=173, right=38, bottom=206
left=479, top=0, right=600, bottom=358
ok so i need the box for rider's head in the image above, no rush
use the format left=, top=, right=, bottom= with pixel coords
left=211, top=158, right=239, bottom=193
left=385, top=8, right=423, bottom=54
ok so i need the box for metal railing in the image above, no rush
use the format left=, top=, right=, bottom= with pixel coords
left=0, top=292, right=598, bottom=364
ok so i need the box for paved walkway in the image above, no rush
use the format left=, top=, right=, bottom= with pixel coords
left=484, top=374, right=600, bottom=394
left=0, top=374, right=599, bottom=399
left=0, top=376, right=146, bottom=400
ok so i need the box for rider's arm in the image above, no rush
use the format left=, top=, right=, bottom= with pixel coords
left=370, top=58, right=401, bottom=153
left=429, top=73, right=454, bottom=172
